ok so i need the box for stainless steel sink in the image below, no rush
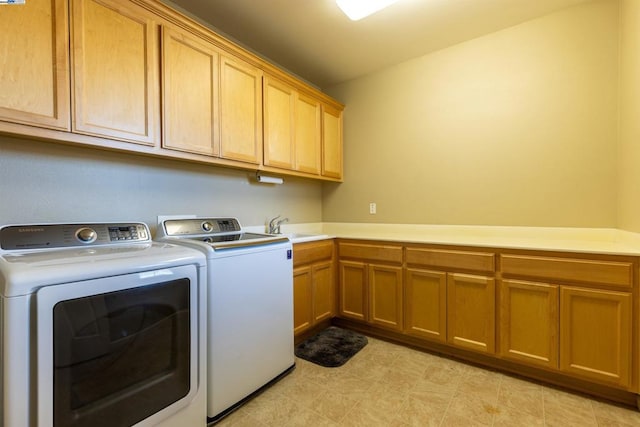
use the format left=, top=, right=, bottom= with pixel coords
left=281, top=233, right=330, bottom=243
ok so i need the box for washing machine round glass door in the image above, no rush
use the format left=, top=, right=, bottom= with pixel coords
left=35, top=265, right=198, bottom=427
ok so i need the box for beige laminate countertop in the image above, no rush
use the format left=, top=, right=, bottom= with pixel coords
left=258, top=222, right=640, bottom=256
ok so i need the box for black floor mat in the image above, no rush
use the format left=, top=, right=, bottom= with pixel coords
left=294, top=326, right=368, bottom=367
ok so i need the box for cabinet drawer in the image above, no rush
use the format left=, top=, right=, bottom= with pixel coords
left=338, top=242, right=403, bottom=264
left=406, top=247, right=495, bottom=273
left=293, top=240, right=333, bottom=267
left=501, top=255, right=633, bottom=288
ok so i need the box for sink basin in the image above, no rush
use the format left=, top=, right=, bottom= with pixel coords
left=280, top=233, right=330, bottom=243
left=285, top=233, right=314, bottom=239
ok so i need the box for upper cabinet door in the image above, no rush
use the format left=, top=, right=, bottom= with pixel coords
left=295, top=93, right=322, bottom=175
left=263, top=76, right=295, bottom=169
left=263, top=75, right=322, bottom=175
left=322, top=104, right=343, bottom=180
left=219, top=55, right=263, bottom=164
left=0, top=0, right=70, bottom=130
left=71, top=0, right=159, bottom=146
left=162, top=26, right=219, bottom=157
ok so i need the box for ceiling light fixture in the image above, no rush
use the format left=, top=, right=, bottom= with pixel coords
left=336, top=0, right=399, bottom=21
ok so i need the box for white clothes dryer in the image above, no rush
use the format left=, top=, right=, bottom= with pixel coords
left=0, top=222, right=207, bottom=427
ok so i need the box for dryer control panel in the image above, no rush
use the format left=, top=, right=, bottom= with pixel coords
left=0, top=223, right=150, bottom=250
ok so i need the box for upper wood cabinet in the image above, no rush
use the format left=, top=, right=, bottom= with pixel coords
left=161, top=26, right=266, bottom=167
left=71, top=0, right=160, bottom=146
left=263, top=76, right=295, bottom=170
left=219, top=55, right=263, bottom=164
left=295, top=93, right=323, bottom=174
left=263, top=75, right=321, bottom=175
left=0, top=0, right=343, bottom=181
left=0, top=0, right=70, bottom=130
left=322, top=104, right=343, bottom=180
left=161, top=25, right=219, bottom=156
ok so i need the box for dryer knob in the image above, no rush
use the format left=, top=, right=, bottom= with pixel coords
left=76, top=228, right=97, bottom=243
left=202, top=222, right=214, bottom=232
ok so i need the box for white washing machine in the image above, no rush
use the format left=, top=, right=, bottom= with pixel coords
left=156, top=217, right=295, bottom=423
left=0, top=222, right=207, bottom=427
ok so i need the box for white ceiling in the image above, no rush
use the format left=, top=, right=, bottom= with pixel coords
left=166, top=0, right=592, bottom=89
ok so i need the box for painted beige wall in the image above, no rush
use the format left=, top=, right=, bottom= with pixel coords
left=618, top=0, right=640, bottom=233
left=0, top=135, right=322, bottom=233
left=324, top=0, right=619, bottom=227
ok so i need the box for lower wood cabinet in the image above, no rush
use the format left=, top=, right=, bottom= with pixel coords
left=338, top=261, right=403, bottom=331
left=338, top=260, right=367, bottom=321
left=338, top=242, right=403, bottom=331
left=293, top=266, right=313, bottom=334
left=293, top=240, right=335, bottom=335
left=333, top=239, right=639, bottom=397
left=560, top=286, right=631, bottom=388
left=404, top=268, right=496, bottom=352
left=499, top=278, right=632, bottom=388
left=369, top=264, right=403, bottom=331
left=404, top=268, right=447, bottom=342
left=447, top=273, right=496, bottom=354
left=499, top=279, right=559, bottom=369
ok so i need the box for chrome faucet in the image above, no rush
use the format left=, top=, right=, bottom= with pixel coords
left=268, top=215, right=289, bottom=234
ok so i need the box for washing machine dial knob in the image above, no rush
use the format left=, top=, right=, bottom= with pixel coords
left=76, top=227, right=97, bottom=243
left=202, top=222, right=214, bottom=232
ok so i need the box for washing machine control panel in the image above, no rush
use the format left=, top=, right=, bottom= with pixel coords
left=0, top=223, right=151, bottom=250
left=162, top=218, right=242, bottom=236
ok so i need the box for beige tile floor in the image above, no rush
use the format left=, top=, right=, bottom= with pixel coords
left=216, top=336, right=640, bottom=426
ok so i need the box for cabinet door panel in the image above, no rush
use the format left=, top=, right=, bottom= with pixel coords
left=219, top=55, right=262, bottom=164
left=321, top=104, right=342, bottom=179
left=162, top=26, right=218, bottom=156
left=447, top=273, right=495, bottom=354
left=369, top=264, right=403, bottom=331
left=499, top=280, right=558, bottom=368
left=0, top=0, right=70, bottom=130
left=560, top=287, right=631, bottom=388
left=293, top=266, right=313, bottom=335
left=295, top=93, right=321, bottom=174
left=313, top=261, right=334, bottom=323
left=263, top=77, right=294, bottom=169
left=339, top=261, right=367, bottom=321
left=72, top=0, right=159, bottom=145
left=405, top=269, right=446, bottom=342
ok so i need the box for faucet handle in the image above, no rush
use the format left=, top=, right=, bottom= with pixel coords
left=268, top=215, right=281, bottom=234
